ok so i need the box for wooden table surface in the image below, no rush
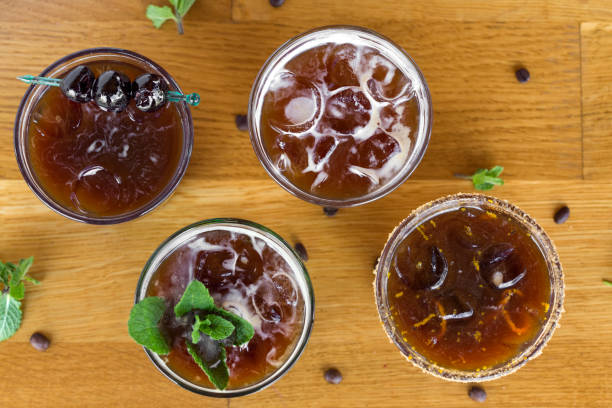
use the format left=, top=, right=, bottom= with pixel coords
left=1, top=1, right=611, bottom=407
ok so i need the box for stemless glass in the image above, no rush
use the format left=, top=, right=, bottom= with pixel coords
left=14, top=48, right=193, bottom=224
left=249, top=25, right=432, bottom=208
left=134, top=218, right=315, bottom=397
left=374, top=193, right=564, bottom=382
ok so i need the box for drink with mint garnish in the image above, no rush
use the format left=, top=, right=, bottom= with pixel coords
left=129, top=219, right=314, bottom=397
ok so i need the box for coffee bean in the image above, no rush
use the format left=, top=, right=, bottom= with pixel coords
left=468, top=385, right=487, bottom=403
left=323, top=207, right=338, bottom=217
left=235, top=114, right=248, bottom=131
left=269, top=0, right=285, bottom=7
left=294, top=242, right=308, bottom=262
left=324, top=368, right=342, bottom=384
left=515, top=67, right=530, bottom=83
left=30, top=332, right=50, bottom=352
left=554, top=205, right=570, bottom=224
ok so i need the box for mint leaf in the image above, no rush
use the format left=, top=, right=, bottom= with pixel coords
left=186, top=341, right=229, bottom=390
left=175, top=0, right=196, bottom=17
left=191, top=314, right=205, bottom=343
left=199, top=314, right=234, bottom=341
left=9, top=282, right=25, bottom=301
left=174, top=280, right=214, bottom=317
left=604, top=279, right=612, bottom=287
left=471, top=166, right=504, bottom=191
left=128, top=297, right=170, bottom=355
left=212, top=307, right=254, bottom=346
left=0, top=264, right=8, bottom=287
left=146, top=5, right=177, bottom=29
left=0, top=294, right=22, bottom=342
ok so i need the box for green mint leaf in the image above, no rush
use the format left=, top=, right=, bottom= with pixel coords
left=0, top=264, right=8, bottom=287
left=128, top=297, right=170, bottom=355
left=186, top=340, right=229, bottom=390
left=488, top=165, right=504, bottom=178
left=191, top=314, right=205, bottom=343
left=0, top=294, right=22, bottom=342
left=9, top=282, right=25, bottom=301
left=604, top=279, right=612, bottom=287
left=176, top=0, right=196, bottom=17
left=212, top=307, right=254, bottom=346
left=24, top=276, right=40, bottom=285
left=146, top=5, right=177, bottom=29
left=471, top=166, right=504, bottom=191
left=199, top=314, right=234, bottom=341
left=174, top=280, right=214, bottom=317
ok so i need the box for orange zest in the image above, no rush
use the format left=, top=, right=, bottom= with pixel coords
left=413, top=313, right=436, bottom=328
left=435, top=301, right=447, bottom=338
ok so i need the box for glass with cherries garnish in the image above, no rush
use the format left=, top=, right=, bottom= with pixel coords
left=134, top=219, right=314, bottom=397
left=14, top=48, right=197, bottom=224
left=374, top=194, right=564, bottom=381
left=249, top=26, right=432, bottom=209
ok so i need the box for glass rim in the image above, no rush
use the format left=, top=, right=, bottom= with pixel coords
left=13, top=47, right=194, bottom=225
left=134, top=218, right=315, bottom=398
left=374, top=193, right=565, bottom=382
left=248, top=25, right=433, bottom=208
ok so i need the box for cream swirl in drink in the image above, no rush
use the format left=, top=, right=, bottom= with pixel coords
left=258, top=29, right=429, bottom=202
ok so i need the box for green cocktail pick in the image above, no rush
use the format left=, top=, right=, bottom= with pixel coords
left=16, top=74, right=200, bottom=107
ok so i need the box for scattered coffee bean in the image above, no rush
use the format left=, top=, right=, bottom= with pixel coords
left=235, top=114, right=248, bottom=131
left=515, top=67, right=530, bottom=83
left=554, top=205, right=570, bottom=224
left=324, top=368, right=342, bottom=384
left=323, top=207, right=338, bottom=217
left=294, top=242, right=309, bottom=262
left=30, top=332, right=50, bottom=352
left=269, top=0, right=285, bottom=7
left=468, top=385, right=487, bottom=403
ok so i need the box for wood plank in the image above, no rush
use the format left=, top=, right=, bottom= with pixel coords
left=233, top=0, right=612, bottom=23
left=0, top=21, right=581, bottom=181
left=0, top=179, right=610, bottom=407
left=581, top=22, right=612, bottom=179
left=1, top=0, right=231, bottom=23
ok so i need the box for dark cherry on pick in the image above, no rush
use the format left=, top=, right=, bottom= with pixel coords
left=93, top=70, right=132, bottom=112
left=132, top=73, right=168, bottom=113
left=60, top=65, right=95, bottom=103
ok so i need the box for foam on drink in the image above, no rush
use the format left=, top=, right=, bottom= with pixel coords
left=261, top=37, right=422, bottom=200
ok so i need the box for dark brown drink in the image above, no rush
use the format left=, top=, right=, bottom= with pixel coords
left=27, top=61, right=182, bottom=217
left=146, top=228, right=304, bottom=389
left=261, top=42, right=418, bottom=200
left=386, top=205, right=551, bottom=372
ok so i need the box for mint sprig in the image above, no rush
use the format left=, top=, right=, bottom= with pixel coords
left=604, top=279, right=612, bottom=287
left=128, top=280, right=255, bottom=390
left=128, top=297, right=170, bottom=355
left=186, top=341, right=229, bottom=390
left=192, top=314, right=234, bottom=343
left=0, top=257, right=39, bottom=342
left=455, top=166, right=505, bottom=191
left=146, top=0, right=196, bottom=35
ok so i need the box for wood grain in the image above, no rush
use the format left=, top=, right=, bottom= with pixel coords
left=233, top=0, right=612, bottom=23
left=1, top=1, right=611, bottom=407
left=581, top=22, right=612, bottom=179
left=1, top=21, right=581, bottom=181
left=1, top=179, right=611, bottom=407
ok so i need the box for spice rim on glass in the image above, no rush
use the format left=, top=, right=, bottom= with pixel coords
left=374, top=193, right=564, bottom=382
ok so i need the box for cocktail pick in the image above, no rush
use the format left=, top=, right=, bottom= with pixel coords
left=16, top=74, right=201, bottom=107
